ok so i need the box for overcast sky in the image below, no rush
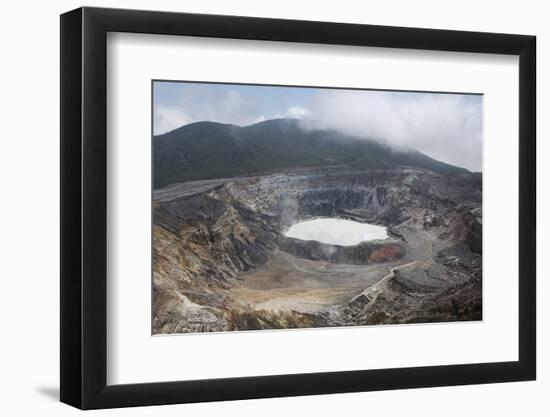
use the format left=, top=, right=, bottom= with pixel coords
left=153, top=81, right=482, bottom=171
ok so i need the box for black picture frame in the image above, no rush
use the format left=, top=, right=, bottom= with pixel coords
left=60, top=6, right=536, bottom=410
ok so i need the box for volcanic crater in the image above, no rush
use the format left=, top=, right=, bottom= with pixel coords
left=153, top=165, right=482, bottom=334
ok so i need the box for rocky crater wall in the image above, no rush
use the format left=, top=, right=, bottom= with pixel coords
left=278, top=236, right=404, bottom=265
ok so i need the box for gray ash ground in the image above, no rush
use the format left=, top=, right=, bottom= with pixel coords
left=152, top=166, right=482, bottom=334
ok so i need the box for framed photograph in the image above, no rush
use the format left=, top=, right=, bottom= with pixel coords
left=60, top=7, right=536, bottom=409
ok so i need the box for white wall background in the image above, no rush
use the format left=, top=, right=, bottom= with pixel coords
left=0, top=0, right=545, bottom=415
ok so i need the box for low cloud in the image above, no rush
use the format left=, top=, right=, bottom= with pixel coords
left=304, top=90, right=482, bottom=171
left=153, top=88, right=263, bottom=135
left=277, top=106, right=311, bottom=119
left=154, top=105, right=192, bottom=136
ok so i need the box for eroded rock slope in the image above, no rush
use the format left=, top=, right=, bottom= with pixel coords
left=153, top=167, right=482, bottom=333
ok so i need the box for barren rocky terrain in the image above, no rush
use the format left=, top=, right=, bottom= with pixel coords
left=152, top=166, right=482, bottom=334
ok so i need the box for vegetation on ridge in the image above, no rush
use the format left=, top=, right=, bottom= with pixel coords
left=153, top=118, right=468, bottom=189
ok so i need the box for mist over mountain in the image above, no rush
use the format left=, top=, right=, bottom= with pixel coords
left=153, top=118, right=468, bottom=189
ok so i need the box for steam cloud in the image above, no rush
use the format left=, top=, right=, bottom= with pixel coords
left=278, top=196, right=299, bottom=229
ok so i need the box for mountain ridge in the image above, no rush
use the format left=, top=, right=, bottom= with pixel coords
left=153, top=118, right=468, bottom=189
